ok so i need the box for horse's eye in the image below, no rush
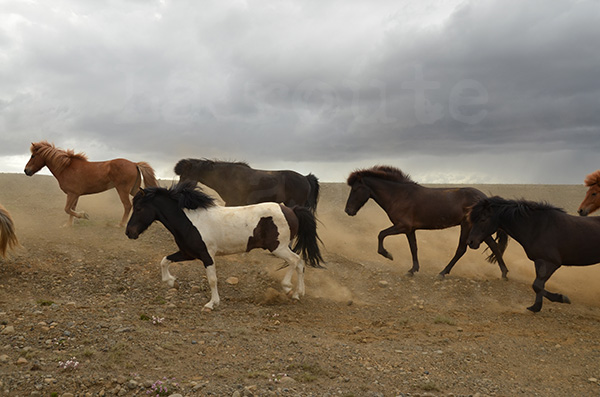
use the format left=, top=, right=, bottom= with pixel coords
left=593, top=193, right=597, bottom=197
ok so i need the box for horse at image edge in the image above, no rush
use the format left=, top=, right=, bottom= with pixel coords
left=0, top=204, right=19, bottom=258
left=345, top=166, right=509, bottom=278
left=577, top=170, right=600, bottom=216
left=125, top=182, right=324, bottom=311
left=24, top=141, right=158, bottom=226
left=468, top=196, right=600, bottom=312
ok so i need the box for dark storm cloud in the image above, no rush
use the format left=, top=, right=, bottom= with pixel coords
left=1, top=0, right=599, bottom=182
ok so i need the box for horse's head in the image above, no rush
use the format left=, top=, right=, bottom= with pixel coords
left=24, top=142, right=48, bottom=176
left=578, top=170, right=600, bottom=216
left=467, top=198, right=500, bottom=250
left=344, top=178, right=371, bottom=216
left=126, top=189, right=157, bottom=239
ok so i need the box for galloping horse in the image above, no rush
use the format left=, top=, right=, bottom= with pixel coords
left=0, top=204, right=19, bottom=257
left=577, top=170, right=600, bottom=216
left=468, top=196, right=600, bottom=312
left=345, top=166, right=508, bottom=278
left=24, top=141, right=158, bottom=226
left=174, top=159, right=320, bottom=213
left=126, top=182, right=324, bottom=311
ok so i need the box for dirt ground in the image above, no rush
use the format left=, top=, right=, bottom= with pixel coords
left=1, top=173, right=600, bottom=397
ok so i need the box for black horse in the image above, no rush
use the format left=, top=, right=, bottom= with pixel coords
left=468, top=196, right=600, bottom=312
left=174, top=159, right=320, bottom=213
left=345, top=166, right=509, bottom=278
left=126, top=182, right=323, bottom=311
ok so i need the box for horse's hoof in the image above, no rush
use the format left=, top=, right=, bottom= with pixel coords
left=502, top=275, right=509, bottom=281
left=436, top=273, right=446, bottom=281
left=563, top=295, right=571, bottom=304
left=526, top=305, right=541, bottom=313
left=405, top=271, right=415, bottom=277
left=82, top=213, right=90, bottom=220
left=201, top=306, right=213, bottom=313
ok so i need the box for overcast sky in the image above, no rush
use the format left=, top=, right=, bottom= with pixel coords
left=1, top=0, right=599, bottom=183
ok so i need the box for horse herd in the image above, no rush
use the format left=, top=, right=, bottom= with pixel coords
left=2, top=141, right=600, bottom=313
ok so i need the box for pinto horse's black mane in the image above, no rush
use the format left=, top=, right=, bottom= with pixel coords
left=470, top=196, right=565, bottom=223
left=135, top=181, right=216, bottom=210
left=347, top=165, right=417, bottom=186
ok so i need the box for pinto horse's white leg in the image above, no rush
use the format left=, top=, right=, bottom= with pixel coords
left=275, top=247, right=305, bottom=300
left=160, top=256, right=176, bottom=287
left=202, top=264, right=220, bottom=311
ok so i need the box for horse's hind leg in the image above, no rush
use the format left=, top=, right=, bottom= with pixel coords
left=116, top=187, right=133, bottom=227
left=528, top=260, right=563, bottom=312
left=406, top=230, right=419, bottom=276
left=438, top=223, right=469, bottom=279
left=275, top=247, right=305, bottom=299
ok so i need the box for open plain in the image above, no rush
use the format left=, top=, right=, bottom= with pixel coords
left=1, top=173, right=600, bottom=396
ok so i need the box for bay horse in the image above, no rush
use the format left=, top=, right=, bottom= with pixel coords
left=0, top=204, right=19, bottom=258
left=345, top=166, right=508, bottom=278
left=577, top=170, right=600, bottom=216
left=468, top=196, right=600, bottom=312
left=174, top=159, right=320, bottom=213
left=125, top=181, right=324, bottom=311
left=24, top=141, right=158, bottom=226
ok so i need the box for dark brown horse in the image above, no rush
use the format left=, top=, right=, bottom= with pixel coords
left=0, top=204, right=19, bottom=257
left=468, top=196, right=600, bottom=312
left=577, top=170, right=600, bottom=216
left=24, top=141, right=158, bottom=226
left=174, top=159, right=320, bottom=212
left=345, top=166, right=508, bottom=278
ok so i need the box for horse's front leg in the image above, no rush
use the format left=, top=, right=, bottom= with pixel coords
left=64, top=194, right=88, bottom=226
left=377, top=224, right=406, bottom=261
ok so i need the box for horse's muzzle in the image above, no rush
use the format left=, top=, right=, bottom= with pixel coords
left=345, top=208, right=356, bottom=216
left=24, top=168, right=33, bottom=176
left=578, top=208, right=589, bottom=217
left=125, top=228, right=139, bottom=239
left=468, top=240, right=481, bottom=250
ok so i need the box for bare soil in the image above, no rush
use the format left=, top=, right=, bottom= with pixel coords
left=1, top=174, right=600, bottom=397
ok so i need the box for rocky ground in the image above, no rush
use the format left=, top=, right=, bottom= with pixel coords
left=1, top=174, right=600, bottom=397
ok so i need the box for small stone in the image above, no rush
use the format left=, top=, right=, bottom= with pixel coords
left=226, top=277, right=239, bottom=285
left=0, top=354, right=9, bottom=363
left=278, top=376, right=297, bottom=385
left=1, top=326, right=15, bottom=335
left=588, top=377, right=598, bottom=383
left=232, top=391, right=241, bottom=397
left=62, top=393, right=75, bottom=397
left=190, top=286, right=201, bottom=294
left=378, top=280, right=389, bottom=288
left=116, top=375, right=127, bottom=384
left=127, top=380, right=138, bottom=389
left=16, top=357, right=28, bottom=365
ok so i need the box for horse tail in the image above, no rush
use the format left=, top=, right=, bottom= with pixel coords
left=0, top=205, right=19, bottom=258
left=136, top=162, right=158, bottom=188
left=291, top=206, right=325, bottom=268
left=305, top=173, right=320, bottom=213
left=485, top=229, right=509, bottom=264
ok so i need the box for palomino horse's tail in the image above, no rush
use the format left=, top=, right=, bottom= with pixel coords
left=132, top=162, right=159, bottom=195
left=485, top=229, right=509, bottom=264
left=305, top=173, right=320, bottom=214
left=291, top=206, right=324, bottom=268
left=0, top=205, right=19, bottom=258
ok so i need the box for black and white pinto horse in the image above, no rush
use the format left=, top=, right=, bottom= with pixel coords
left=126, top=182, right=324, bottom=311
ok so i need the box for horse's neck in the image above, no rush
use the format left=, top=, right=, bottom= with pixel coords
left=368, top=177, right=419, bottom=210
left=497, top=212, right=538, bottom=247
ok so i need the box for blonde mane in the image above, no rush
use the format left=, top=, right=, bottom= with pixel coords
left=30, top=141, right=88, bottom=174
left=584, top=170, right=600, bottom=187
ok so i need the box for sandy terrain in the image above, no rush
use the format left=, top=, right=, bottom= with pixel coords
left=1, top=173, right=600, bottom=396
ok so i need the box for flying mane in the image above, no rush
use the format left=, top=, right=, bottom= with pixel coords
left=470, top=196, right=565, bottom=223
left=136, top=181, right=216, bottom=210
left=347, top=165, right=416, bottom=186
left=30, top=141, right=88, bottom=174
left=584, top=170, right=600, bottom=187
left=174, top=158, right=250, bottom=175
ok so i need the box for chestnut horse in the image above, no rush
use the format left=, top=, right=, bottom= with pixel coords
left=345, top=166, right=508, bottom=278
left=468, top=196, right=600, bottom=312
left=0, top=204, right=19, bottom=257
left=24, top=141, right=158, bottom=226
left=577, top=170, right=600, bottom=216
